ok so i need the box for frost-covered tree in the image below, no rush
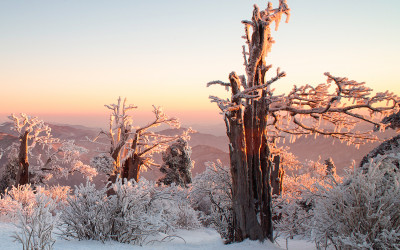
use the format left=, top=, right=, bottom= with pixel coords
left=207, top=0, right=399, bottom=242
left=7, top=113, right=96, bottom=186
left=91, top=97, right=189, bottom=187
left=158, top=138, right=193, bottom=187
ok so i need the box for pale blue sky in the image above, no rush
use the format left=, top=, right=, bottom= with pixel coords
left=0, top=0, right=399, bottom=126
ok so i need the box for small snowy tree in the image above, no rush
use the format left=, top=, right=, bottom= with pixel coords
left=7, top=113, right=96, bottom=186
left=158, top=138, right=193, bottom=187
left=207, top=0, right=399, bottom=242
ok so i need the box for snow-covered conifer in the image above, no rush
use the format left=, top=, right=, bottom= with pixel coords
left=158, top=138, right=193, bottom=187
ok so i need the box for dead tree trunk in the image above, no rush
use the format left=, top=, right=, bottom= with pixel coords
left=106, top=146, right=123, bottom=196
left=16, top=131, right=29, bottom=186
left=223, top=73, right=275, bottom=242
left=208, top=2, right=290, bottom=242
left=122, top=153, right=142, bottom=182
left=271, top=155, right=284, bottom=196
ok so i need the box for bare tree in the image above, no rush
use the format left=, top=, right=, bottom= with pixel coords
left=91, top=97, right=190, bottom=188
left=7, top=113, right=95, bottom=186
left=207, top=0, right=399, bottom=242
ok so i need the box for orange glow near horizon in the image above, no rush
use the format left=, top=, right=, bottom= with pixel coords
left=1, top=0, right=399, bottom=128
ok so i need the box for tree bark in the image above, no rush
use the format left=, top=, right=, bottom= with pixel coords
left=122, top=153, right=142, bottom=182
left=16, top=131, right=29, bottom=186
left=225, top=73, right=274, bottom=242
left=271, top=155, right=284, bottom=196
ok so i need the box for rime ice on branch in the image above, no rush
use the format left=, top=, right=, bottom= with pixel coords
left=207, top=0, right=398, bottom=243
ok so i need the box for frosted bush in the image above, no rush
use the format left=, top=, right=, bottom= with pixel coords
left=110, top=179, right=200, bottom=244
left=59, top=181, right=111, bottom=242
left=5, top=184, right=36, bottom=209
left=0, top=195, right=21, bottom=222
left=152, top=183, right=200, bottom=231
left=312, top=154, right=400, bottom=249
left=273, top=159, right=341, bottom=239
left=12, top=193, right=58, bottom=250
left=191, top=161, right=233, bottom=242
left=0, top=185, right=36, bottom=221
left=109, top=178, right=164, bottom=244
left=60, top=178, right=200, bottom=245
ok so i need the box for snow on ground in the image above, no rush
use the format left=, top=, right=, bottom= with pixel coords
left=0, top=222, right=315, bottom=250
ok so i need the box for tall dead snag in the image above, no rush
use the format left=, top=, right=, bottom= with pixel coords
left=91, top=97, right=190, bottom=189
left=207, top=0, right=399, bottom=243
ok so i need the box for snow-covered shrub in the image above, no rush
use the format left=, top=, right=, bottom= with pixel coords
left=0, top=195, right=21, bottom=222
left=12, top=193, right=58, bottom=250
left=312, top=154, right=400, bottom=249
left=273, top=159, right=342, bottom=240
left=191, top=161, right=233, bottom=242
left=38, top=185, right=71, bottom=210
left=110, top=178, right=200, bottom=244
left=4, top=184, right=36, bottom=209
left=152, top=183, right=200, bottom=231
left=108, top=178, right=164, bottom=244
left=59, top=181, right=111, bottom=242
left=60, top=178, right=199, bottom=245
left=0, top=184, right=69, bottom=222
left=0, top=184, right=36, bottom=221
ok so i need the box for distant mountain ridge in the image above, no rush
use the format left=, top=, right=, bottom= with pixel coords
left=0, top=121, right=397, bottom=187
left=0, top=122, right=230, bottom=186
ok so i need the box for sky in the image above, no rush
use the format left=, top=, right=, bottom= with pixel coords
left=0, top=0, right=399, bottom=128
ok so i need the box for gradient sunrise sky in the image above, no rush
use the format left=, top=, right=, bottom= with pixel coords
left=0, top=0, right=399, bottom=128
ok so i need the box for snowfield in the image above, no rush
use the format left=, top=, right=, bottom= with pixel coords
left=0, top=223, right=315, bottom=250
